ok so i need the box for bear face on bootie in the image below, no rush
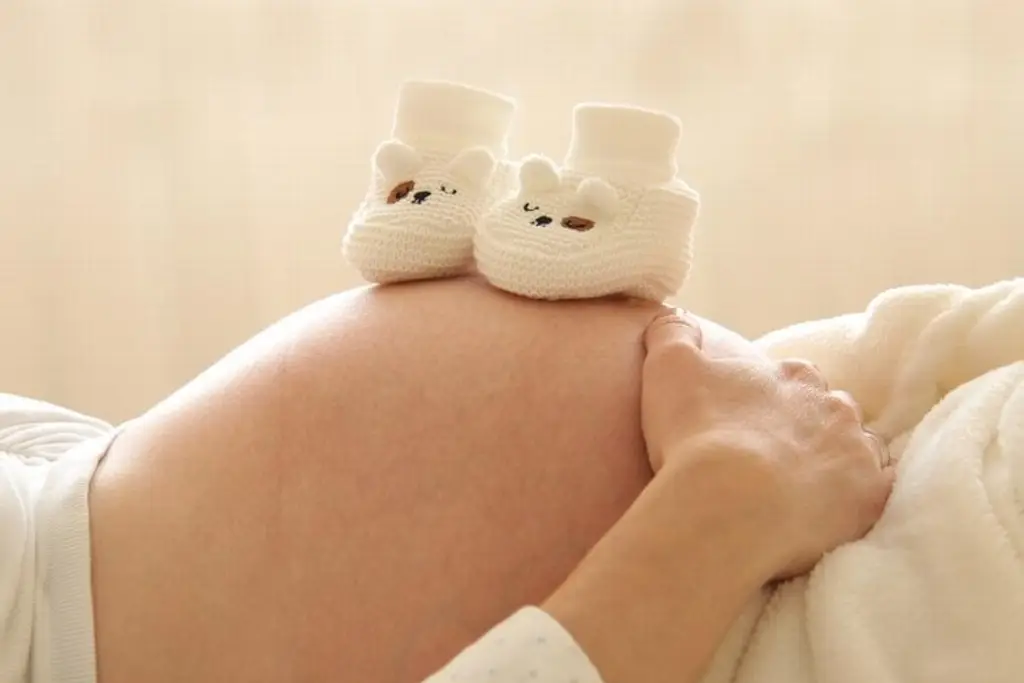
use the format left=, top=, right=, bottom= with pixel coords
left=474, top=154, right=699, bottom=302
left=344, top=140, right=501, bottom=284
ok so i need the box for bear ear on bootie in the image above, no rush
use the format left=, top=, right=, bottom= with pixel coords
left=574, top=177, right=620, bottom=219
left=372, top=139, right=423, bottom=184
left=553, top=178, right=621, bottom=233
left=517, top=155, right=562, bottom=195
left=447, top=146, right=497, bottom=190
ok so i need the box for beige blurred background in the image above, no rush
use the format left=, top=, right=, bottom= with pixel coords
left=1, top=0, right=1021, bottom=422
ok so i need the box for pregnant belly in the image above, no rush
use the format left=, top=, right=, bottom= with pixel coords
left=89, top=279, right=658, bottom=683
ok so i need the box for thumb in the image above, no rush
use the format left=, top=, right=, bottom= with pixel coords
left=644, top=309, right=704, bottom=353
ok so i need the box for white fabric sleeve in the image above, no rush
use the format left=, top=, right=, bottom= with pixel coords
left=423, top=607, right=605, bottom=683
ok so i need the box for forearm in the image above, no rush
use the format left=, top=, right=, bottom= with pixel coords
left=542, top=456, right=779, bottom=683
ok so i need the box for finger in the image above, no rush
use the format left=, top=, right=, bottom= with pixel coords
left=644, top=309, right=704, bottom=354
left=778, top=358, right=828, bottom=390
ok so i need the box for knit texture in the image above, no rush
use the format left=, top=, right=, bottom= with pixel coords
left=475, top=103, right=700, bottom=302
left=343, top=81, right=516, bottom=284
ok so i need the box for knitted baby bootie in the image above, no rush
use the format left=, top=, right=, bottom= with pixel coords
left=474, top=103, right=700, bottom=301
left=343, top=81, right=516, bottom=284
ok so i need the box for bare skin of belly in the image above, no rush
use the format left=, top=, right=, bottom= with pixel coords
left=89, top=276, right=757, bottom=683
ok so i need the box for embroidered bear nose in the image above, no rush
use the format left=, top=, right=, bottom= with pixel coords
left=531, top=215, right=553, bottom=227
left=412, top=190, right=432, bottom=204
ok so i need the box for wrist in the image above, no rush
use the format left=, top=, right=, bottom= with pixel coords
left=662, top=432, right=797, bottom=576
left=542, top=464, right=778, bottom=683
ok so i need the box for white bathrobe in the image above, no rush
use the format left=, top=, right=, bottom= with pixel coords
left=702, top=277, right=1024, bottom=683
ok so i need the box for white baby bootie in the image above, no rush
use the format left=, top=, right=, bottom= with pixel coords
left=474, top=103, right=700, bottom=301
left=343, top=81, right=516, bottom=283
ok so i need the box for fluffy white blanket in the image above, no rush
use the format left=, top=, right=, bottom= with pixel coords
left=703, top=278, right=1024, bottom=683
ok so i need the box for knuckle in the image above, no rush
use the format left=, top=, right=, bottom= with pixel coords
left=779, top=358, right=818, bottom=378
left=825, top=390, right=862, bottom=421
left=779, top=358, right=827, bottom=388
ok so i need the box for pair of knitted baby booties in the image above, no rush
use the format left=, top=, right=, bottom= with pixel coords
left=342, top=80, right=700, bottom=302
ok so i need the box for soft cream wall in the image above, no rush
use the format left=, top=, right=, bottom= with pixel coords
left=1, top=0, right=1021, bottom=422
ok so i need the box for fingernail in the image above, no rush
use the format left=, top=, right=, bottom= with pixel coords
left=665, top=307, right=704, bottom=348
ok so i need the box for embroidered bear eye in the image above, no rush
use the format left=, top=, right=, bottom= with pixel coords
left=523, top=202, right=540, bottom=212
left=440, top=185, right=457, bottom=196
left=560, top=216, right=595, bottom=232
left=387, top=180, right=415, bottom=204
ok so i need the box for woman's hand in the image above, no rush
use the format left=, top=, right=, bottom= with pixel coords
left=542, top=310, right=895, bottom=683
left=641, top=309, right=894, bottom=578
